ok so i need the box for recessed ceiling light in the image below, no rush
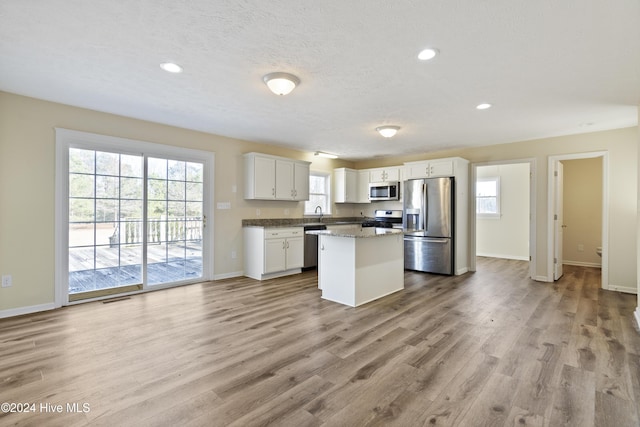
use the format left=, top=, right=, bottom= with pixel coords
left=418, top=48, right=439, bottom=61
left=160, top=62, right=183, bottom=73
left=476, top=103, right=492, bottom=110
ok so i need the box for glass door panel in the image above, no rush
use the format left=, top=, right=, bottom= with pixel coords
left=68, top=148, right=144, bottom=300
left=147, top=158, right=203, bottom=286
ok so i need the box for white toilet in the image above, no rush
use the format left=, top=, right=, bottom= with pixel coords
left=596, top=246, right=602, bottom=257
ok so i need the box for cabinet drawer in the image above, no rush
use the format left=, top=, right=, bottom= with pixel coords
left=264, top=228, right=303, bottom=239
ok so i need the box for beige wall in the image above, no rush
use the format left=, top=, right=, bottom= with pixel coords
left=0, top=91, right=355, bottom=312
left=476, top=163, right=530, bottom=260
left=562, top=158, right=603, bottom=266
left=1, top=91, right=638, bottom=314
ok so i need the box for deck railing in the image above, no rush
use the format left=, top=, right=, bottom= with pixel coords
left=110, top=217, right=202, bottom=246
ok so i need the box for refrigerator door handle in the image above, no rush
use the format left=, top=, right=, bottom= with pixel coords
left=403, top=236, right=449, bottom=244
left=423, top=183, right=428, bottom=232
left=423, top=237, right=449, bottom=244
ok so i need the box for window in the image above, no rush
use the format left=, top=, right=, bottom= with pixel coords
left=476, top=177, right=500, bottom=218
left=305, top=171, right=331, bottom=215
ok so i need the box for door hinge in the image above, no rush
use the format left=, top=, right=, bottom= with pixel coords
left=554, top=214, right=558, bottom=220
left=554, top=171, right=558, bottom=177
left=554, top=257, right=557, bottom=264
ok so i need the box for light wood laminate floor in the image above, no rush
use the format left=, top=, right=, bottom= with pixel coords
left=1, top=258, right=639, bottom=426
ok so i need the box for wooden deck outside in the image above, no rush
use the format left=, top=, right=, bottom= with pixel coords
left=69, top=242, right=202, bottom=292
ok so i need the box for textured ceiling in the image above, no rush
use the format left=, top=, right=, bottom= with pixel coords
left=1, top=1, right=639, bottom=160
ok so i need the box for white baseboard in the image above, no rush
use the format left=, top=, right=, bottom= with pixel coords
left=476, top=253, right=529, bottom=261
left=455, top=267, right=469, bottom=276
left=0, top=302, right=56, bottom=319
left=563, top=260, right=602, bottom=268
left=634, top=308, right=640, bottom=330
left=606, top=284, right=637, bottom=294
left=534, top=275, right=551, bottom=282
left=213, top=271, right=244, bottom=280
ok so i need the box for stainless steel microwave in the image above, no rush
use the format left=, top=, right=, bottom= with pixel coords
left=369, top=182, right=400, bottom=201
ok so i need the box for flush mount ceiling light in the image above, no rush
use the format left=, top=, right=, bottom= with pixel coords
left=314, top=151, right=338, bottom=159
left=160, top=62, right=183, bottom=73
left=263, top=72, right=300, bottom=95
left=476, top=103, right=492, bottom=110
left=418, top=48, right=439, bottom=61
left=376, top=126, right=401, bottom=138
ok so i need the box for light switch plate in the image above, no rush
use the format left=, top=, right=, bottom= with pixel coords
left=1, top=275, right=12, bottom=287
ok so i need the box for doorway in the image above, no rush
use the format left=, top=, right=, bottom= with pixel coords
left=548, top=152, right=608, bottom=288
left=470, top=159, right=536, bottom=280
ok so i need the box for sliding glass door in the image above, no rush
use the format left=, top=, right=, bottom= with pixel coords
left=59, top=130, right=211, bottom=303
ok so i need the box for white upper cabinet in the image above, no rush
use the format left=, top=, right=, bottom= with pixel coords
left=404, top=158, right=463, bottom=179
left=334, top=168, right=372, bottom=204
left=369, top=167, right=400, bottom=183
left=244, top=153, right=310, bottom=200
left=245, top=154, right=276, bottom=199
left=334, top=168, right=357, bottom=203
left=356, top=170, right=371, bottom=203
left=275, top=159, right=294, bottom=199
left=293, top=161, right=310, bottom=200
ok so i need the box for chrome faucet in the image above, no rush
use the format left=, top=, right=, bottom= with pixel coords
left=314, top=205, right=323, bottom=221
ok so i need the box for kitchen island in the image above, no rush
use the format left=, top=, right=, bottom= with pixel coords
left=306, top=227, right=404, bottom=307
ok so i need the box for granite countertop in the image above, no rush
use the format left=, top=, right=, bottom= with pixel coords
left=242, top=217, right=369, bottom=228
left=305, top=227, right=403, bottom=238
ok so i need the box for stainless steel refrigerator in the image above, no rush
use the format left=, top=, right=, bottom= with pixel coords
left=403, top=177, right=454, bottom=274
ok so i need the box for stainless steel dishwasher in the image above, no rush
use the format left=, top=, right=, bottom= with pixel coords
left=303, top=224, right=326, bottom=269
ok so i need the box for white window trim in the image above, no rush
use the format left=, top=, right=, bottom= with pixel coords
left=305, top=170, right=332, bottom=215
left=476, top=176, right=501, bottom=219
left=54, top=128, right=215, bottom=307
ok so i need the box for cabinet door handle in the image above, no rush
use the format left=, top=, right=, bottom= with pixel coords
left=272, top=188, right=275, bottom=196
left=286, top=241, right=289, bottom=248
left=282, top=241, right=285, bottom=249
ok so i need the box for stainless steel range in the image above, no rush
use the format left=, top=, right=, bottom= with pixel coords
left=362, top=210, right=403, bottom=229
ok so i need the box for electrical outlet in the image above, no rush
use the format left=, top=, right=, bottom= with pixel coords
left=231, top=251, right=237, bottom=259
left=256, top=209, right=261, bottom=216
left=2, top=275, right=12, bottom=288
left=577, top=244, right=584, bottom=252
left=284, top=208, right=290, bottom=215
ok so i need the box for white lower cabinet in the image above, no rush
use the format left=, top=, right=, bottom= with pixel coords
left=244, top=227, right=304, bottom=280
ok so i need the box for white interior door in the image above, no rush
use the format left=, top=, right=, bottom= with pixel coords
left=553, top=161, right=564, bottom=280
